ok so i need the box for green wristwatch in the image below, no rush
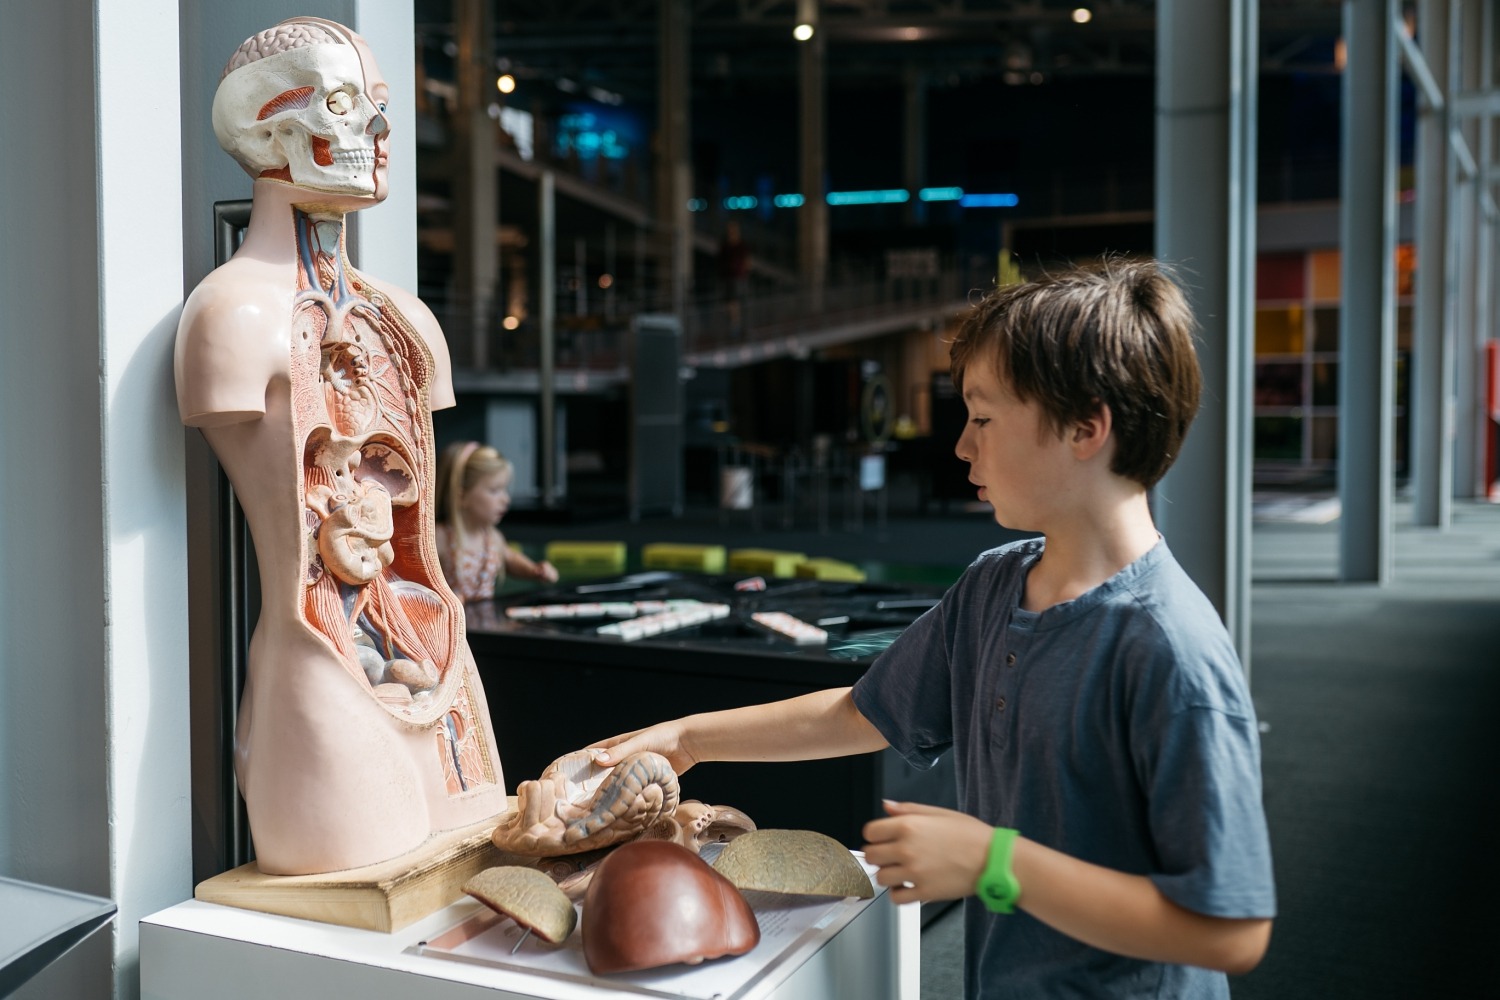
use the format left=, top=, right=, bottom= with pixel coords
left=975, top=826, right=1021, bottom=914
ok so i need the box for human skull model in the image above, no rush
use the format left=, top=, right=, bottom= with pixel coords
left=213, top=19, right=390, bottom=199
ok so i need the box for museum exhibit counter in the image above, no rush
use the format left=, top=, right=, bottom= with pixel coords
left=464, top=573, right=959, bottom=853
left=141, top=869, right=918, bottom=1000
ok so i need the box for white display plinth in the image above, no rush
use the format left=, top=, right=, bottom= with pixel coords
left=141, top=881, right=919, bottom=1000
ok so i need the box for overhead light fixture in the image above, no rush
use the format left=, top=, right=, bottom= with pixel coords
left=1071, top=7, right=1092, bottom=23
left=496, top=74, right=516, bottom=94
left=918, top=187, right=964, bottom=202
left=960, top=193, right=1019, bottom=208
left=793, top=23, right=815, bottom=42
left=502, top=315, right=521, bottom=330
left=827, top=189, right=910, bottom=206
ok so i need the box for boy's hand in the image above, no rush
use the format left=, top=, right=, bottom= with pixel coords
left=586, top=720, right=700, bottom=776
left=536, top=560, right=559, bottom=584
left=861, top=800, right=995, bottom=905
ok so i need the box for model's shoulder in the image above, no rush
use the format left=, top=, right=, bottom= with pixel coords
left=181, top=260, right=294, bottom=333
left=356, top=273, right=440, bottom=335
left=176, top=262, right=295, bottom=427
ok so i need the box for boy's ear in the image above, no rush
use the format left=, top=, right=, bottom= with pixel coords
left=1069, top=399, right=1112, bottom=461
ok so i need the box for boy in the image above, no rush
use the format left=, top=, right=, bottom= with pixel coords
left=593, top=260, right=1276, bottom=997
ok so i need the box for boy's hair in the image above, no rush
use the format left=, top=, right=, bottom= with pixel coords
left=949, top=258, right=1202, bottom=489
left=434, top=441, right=511, bottom=545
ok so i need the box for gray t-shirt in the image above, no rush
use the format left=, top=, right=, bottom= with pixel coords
left=853, top=537, right=1275, bottom=999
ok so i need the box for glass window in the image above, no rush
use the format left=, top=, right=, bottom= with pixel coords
left=1312, top=307, right=1339, bottom=353
left=1311, top=360, right=1338, bottom=407
left=1310, top=249, right=1341, bottom=301
left=1255, top=306, right=1305, bottom=355
left=1254, top=416, right=1304, bottom=461
left=1310, top=415, right=1338, bottom=462
left=1255, top=361, right=1305, bottom=408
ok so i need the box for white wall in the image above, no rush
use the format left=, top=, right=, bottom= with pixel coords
left=1, top=0, right=191, bottom=997
left=0, top=0, right=415, bottom=996
left=0, top=3, right=113, bottom=998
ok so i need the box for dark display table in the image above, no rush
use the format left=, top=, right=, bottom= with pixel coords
left=466, top=572, right=958, bottom=852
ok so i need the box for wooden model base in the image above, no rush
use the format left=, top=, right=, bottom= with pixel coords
left=194, top=809, right=511, bottom=932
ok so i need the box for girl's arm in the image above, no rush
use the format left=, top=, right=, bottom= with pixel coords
left=500, top=541, right=558, bottom=584
left=861, top=802, right=1272, bottom=975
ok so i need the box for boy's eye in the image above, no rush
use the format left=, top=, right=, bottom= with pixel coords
left=970, top=417, right=991, bottom=427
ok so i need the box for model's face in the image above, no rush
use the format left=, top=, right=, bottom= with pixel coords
left=462, top=469, right=512, bottom=526
left=954, top=358, right=1070, bottom=532
left=215, top=40, right=391, bottom=202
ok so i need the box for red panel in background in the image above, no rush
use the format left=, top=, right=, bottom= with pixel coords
left=1256, top=252, right=1306, bottom=302
left=1487, top=341, right=1498, bottom=499
left=1489, top=340, right=1499, bottom=421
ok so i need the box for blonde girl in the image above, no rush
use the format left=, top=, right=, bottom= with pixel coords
left=434, top=441, right=558, bottom=601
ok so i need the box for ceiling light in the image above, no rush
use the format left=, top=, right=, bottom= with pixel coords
left=1071, top=7, right=1092, bottom=23
left=496, top=74, right=515, bottom=94
left=793, top=23, right=815, bottom=42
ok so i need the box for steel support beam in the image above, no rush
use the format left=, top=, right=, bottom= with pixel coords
left=1412, top=0, right=1453, bottom=526
left=1338, top=0, right=1399, bottom=581
left=657, top=0, right=692, bottom=315
left=540, top=169, right=557, bottom=504
left=1455, top=0, right=1484, bottom=496
left=453, top=0, right=498, bottom=369
left=902, top=65, right=927, bottom=227
left=1154, top=0, right=1256, bottom=669
left=798, top=0, right=829, bottom=305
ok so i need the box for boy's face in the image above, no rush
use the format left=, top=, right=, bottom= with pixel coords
left=955, top=358, right=1073, bottom=532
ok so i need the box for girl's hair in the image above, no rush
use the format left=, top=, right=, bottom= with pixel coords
left=948, top=257, right=1202, bottom=490
left=435, top=441, right=511, bottom=550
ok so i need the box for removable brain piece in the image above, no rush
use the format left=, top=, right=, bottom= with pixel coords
left=712, top=829, right=875, bottom=899
left=463, top=866, right=577, bottom=945
left=491, top=750, right=681, bottom=856
left=582, top=840, right=760, bottom=974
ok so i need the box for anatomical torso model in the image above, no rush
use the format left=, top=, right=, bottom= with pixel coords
left=176, top=18, right=508, bottom=875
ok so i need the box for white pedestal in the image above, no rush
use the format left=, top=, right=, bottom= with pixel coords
left=141, top=883, right=919, bottom=1000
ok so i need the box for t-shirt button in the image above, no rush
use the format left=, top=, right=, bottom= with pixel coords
left=1006, top=652, right=1017, bottom=666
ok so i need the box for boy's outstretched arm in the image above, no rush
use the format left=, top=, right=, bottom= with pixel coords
left=862, top=801, right=1272, bottom=976
left=589, top=687, right=888, bottom=776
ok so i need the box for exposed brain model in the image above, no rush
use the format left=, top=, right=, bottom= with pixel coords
left=175, top=19, right=509, bottom=876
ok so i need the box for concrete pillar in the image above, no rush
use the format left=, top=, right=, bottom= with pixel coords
left=1338, top=0, right=1399, bottom=583
left=1455, top=0, right=1485, bottom=495
left=1412, top=0, right=1453, bottom=526
left=540, top=169, right=557, bottom=504
left=452, top=0, right=498, bottom=370
left=798, top=0, right=828, bottom=305
left=903, top=65, right=928, bottom=227
left=657, top=0, right=692, bottom=314
left=1154, top=0, right=1257, bottom=669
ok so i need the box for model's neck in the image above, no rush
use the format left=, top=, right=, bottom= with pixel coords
left=239, top=180, right=353, bottom=265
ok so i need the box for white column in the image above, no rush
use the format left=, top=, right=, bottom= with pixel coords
left=1154, top=0, right=1257, bottom=668
left=2, top=1, right=193, bottom=997
left=0, top=1, right=113, bottom=997
left=1338, top=0, right=1399, bottom=583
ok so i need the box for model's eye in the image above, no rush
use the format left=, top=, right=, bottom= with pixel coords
left=327, top=90, right=354, bottom=115
left=377, top=101, right=388, bottom=114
